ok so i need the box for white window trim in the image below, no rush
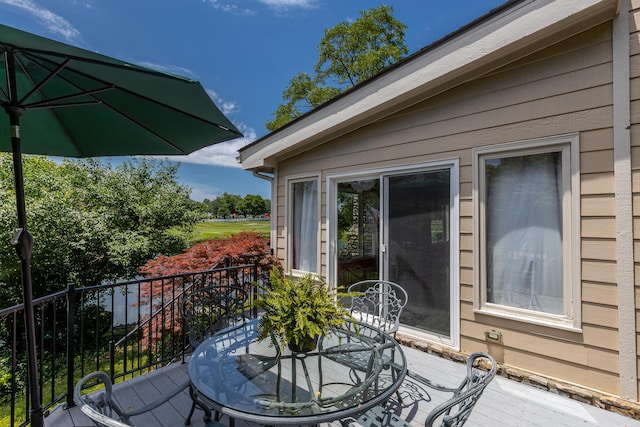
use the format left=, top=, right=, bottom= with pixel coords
left=472, top=134, right=581, bottom=331
left=285, top=173, right=321, bottom=277
left=326, top=159, right=461, bottom=349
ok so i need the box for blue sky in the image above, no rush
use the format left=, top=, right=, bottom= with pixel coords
left=1, top=0, right=506, bottom=201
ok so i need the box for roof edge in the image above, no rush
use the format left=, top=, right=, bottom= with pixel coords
left=239, top=0, right=620, bottom=171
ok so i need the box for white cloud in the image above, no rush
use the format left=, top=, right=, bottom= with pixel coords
left=206, top=89, right=239, bottom=116
left=189, top=184, right=227, bottom=202
left=204, top=0, right=254, bottom=15
left=203, top=0, right=316, bottom=14
left=0, top=0, right=82, bottom=42
left=165, top=124, right=257, bottom=168
left=135, top=62, right=198, bottom=80
left=257, top=0, right=316, bottom=8
left=67, top=0, right=93, bottom=8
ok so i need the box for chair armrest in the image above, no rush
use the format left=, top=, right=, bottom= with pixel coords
left=424, top=380, right=490, bottom=426
left=407, top=370, right=459, bottom=393
left=78, top=404, right=131, bottom=427
left=74, top=371, right=129, bottom=426
left=122, top=380, right=190, bottom=418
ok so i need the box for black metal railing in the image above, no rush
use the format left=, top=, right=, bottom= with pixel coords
left=0, top=262, right=265, bottom=427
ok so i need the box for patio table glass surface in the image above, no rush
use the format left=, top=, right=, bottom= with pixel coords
left=188, top=318, right=407, bottom=425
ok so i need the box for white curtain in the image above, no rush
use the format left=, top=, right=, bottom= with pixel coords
left=293, top=180, right=318, bottom=272
left=486, top=153, right=563, bottom=315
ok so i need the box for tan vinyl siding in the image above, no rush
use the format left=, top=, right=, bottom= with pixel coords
left=320, top=178, right=328, bottom=277
left=630, top=0, right=640, bottom=399
left=273, top=22, right=620, bottom=394
left=275, top=179, right=285, bottom=266
left=583, top=218, right=616, bottom=239
left=467, top=23, right=617, bottom=391
left=583, top=172, right=615, bottom=194
left=582, top=195, right=616, bottom=216
left=583, top=239, right=616, bottom=261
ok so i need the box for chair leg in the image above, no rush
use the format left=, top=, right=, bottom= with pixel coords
left=186, top=385, right=214, bottom=425
left=387, top=344, right=402, bottom=404
left=392, top=365, right=402, bottom=404
left=184, top=400, right=196, bottom=425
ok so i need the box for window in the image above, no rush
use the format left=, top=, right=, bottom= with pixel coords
left=474, top=135, right=580, bottom=329
left=289, top=178, right=319, bottom=273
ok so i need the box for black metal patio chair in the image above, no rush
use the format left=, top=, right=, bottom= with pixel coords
left=344, top=352, right=497, bottom=427
left=346, top=280, right=408, bottom=339
left=74, top=371, right=226, bottom=427
left=181, top=284, right=279, bottom=426
left=321, top=280, right=408, bottom=402
left=181, top=284, right=254, bottom=350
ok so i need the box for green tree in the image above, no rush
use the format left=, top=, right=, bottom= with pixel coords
left=205, top=192, right=240, bottom=218
left=0, top=155, right=199, bottom=305
left=202, top=193, right=270, bottom=217
left=266, top=5, right=408, bottom=131
left=240, top=194, right=270, bottom=217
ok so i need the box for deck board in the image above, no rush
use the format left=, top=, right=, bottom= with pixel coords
left=46, top=345, right=640, bottom=427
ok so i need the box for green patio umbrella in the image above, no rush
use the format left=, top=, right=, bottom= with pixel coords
left=0, top=23, right=242, bottom=427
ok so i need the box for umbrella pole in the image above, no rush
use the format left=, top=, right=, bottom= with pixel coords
left=8, top=109, right=43, bottom=427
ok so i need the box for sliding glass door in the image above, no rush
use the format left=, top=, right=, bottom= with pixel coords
left=331, top=163, right=458, bottom=344
left=384, top=170, right=451, bottom=337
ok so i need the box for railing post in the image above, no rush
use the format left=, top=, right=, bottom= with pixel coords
left=65, top=283, right=76, bottom=409
left=253, top=260, right=259, bottom=318
left=109, top=340, right=115, bottom=381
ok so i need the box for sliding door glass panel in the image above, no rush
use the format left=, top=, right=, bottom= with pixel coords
left=385, top=170, right=451, bottom=337
left=336, top=179, right=380, bottom=291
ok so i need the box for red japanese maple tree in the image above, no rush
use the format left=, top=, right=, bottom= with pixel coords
left=137, top=232, right=280, bottom=349
left=140, top=231, right=277, bottom=277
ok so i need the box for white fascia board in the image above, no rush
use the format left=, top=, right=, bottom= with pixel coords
left=240, top=0, right=619, bottom=171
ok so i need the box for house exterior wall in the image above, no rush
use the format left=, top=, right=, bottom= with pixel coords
left=629, top=0, right=640, bottom=401
left=269, top=18, right=633, bottom=398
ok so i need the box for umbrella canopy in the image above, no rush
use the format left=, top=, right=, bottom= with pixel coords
left=0, top=23, right=242, bottom=156
left=0, top=23, right=242, bottom=427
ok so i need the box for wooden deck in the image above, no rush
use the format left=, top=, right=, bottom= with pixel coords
left=46, top=345, right=640, bottom=427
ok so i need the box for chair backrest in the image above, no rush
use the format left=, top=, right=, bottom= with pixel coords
left=180, top=284, right=252, bottom=348
left=426, top=352, right=497, bottom=427
left=347, top=280, right=408, bottom=336
left=74, top=371, right=130, bottom=427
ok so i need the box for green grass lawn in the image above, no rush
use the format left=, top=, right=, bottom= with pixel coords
left=190, top=220, right=271, bottom=242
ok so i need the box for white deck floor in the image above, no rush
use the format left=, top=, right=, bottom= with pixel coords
left=46, top=345, right=640, bottom=427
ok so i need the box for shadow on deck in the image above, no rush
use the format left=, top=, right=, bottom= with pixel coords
left=46, top=345, right=640, bottom=427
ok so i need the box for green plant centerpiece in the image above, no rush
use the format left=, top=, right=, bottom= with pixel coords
left=256, top=267, right=352, bottom=353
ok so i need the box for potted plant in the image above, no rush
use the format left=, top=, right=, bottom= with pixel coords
left=256, top=267, right=352, bottom=352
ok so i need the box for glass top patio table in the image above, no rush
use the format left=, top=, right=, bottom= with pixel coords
left=188, top=318, right=407, bottom=425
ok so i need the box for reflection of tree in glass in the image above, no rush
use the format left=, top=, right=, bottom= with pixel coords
left=337, top=180, right=379, bottom=258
